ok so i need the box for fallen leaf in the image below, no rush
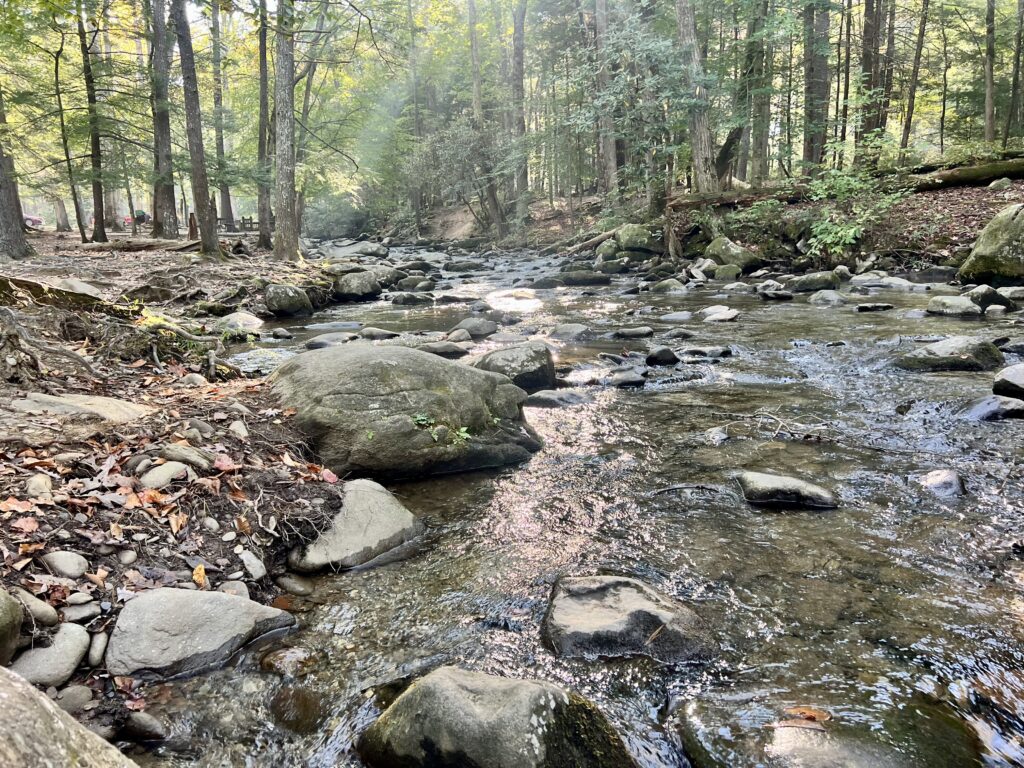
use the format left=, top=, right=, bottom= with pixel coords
left=168, top=512, right=188, bottom=535
left=321, top=468, right=339, bottom=484
left=214, top=454, right=240, bottom=472
left=784, top=706, right=833, bottom=723
left=192, top=563, right=207, bottom=589
left=281, top=452, right=301, bottom=468
left=0, top=497, right=35, bottom=514
left=235, top=516, right=252, bottom=535
left=11, top=517, right=39, bottom=535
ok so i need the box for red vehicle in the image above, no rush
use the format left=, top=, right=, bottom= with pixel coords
left=23, top=213, right=44, bottom=228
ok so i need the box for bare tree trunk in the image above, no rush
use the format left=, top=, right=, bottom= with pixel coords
left=877, top=0, right=896, bottom=132
left=940, top=8, right=949, bottom=154
left=211, top=0, right=234, bottom=230
left=0, top=88, right=32, bottom=260
left=838, top=0, right=852, bottom=166
left=1004, top=0, right=1024, bottom=147
left=407, top=0, right=422, bottom=234
left=54, top=199, right=72, bottom=232
left=256, top=0, right=273, bottom=249
left=274, top=0, right=300, bottom=260
left=170, top=0, right=220, bottom=255
left=595, top=0, right=619, bottom=201
left=899, top=0, right=930, bottom=161
left=749, top=0, right=772, bottom=185
left=51, top=30, right=88, bottom=243
left=76, top=0, right=107, bottom=243
left=985, top=0, right=996, bottom=142
left=512, top=0, right=529, bottom=227
left=857, top=0, right=879, bottom=162
left=148, top=0, right=178, bottom=238
left=467, top=0, right=507, bottom=238
left=802, top=0, right=830, bottom=170
left=677, top=0, right=718, bottom=192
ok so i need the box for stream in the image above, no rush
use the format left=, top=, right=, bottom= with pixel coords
left=139, top=247, right=1024, bottom=767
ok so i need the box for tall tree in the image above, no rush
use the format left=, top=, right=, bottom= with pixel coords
left=0, top=87, right=32, bottom=260
left=802, top=0, right=830, bottom=169
left=148, top=0, right=178, bottom=238
left=676, top=0, right=718, bottom=192
left=76, top=0, right=107, bottom=242
left=211, top=0, right=235, bottom=229
left=467, top=0, right=506, bottom=237
left=1004, top=0, right=1024, bottom=147
left=256, top=0, right=273, bottom=249
left=512, top=0, right=529, bottom=226
left=274, top=0, right=300, bottom=260
left=984, top=0, right=996, bottom=142
left=170, top=0, right=220, bottom=255
left=595, top=0, right=619, bottom=200
left=899, top=0, right=930, bottom=160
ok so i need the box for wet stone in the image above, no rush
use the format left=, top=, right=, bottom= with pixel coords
left=737, top=471, right=838, bottom=509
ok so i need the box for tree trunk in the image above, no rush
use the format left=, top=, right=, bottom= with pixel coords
left=899, top=0, right=930, bottom=161
left=1004, top=0, right=1024, bottom=147
left=512, top=0, right=529, bottom=226
left=0, top=93, right=32, bottom=260
left=985, top=0, right=996, bottom=142
left=51, top=31, right=88, bottom=243
left=256, top=0, right=273, bottom=249
left=838, top=0, right=852, bottom=166
left=170, top=0, right=220, bottom=256
left=676, top=0, right=718, bottom=193
left=877, top=0, right=896, bottom=132
left=148, top=0, right=178, bottom=238
left=595, top=0, right=619, bottom=201
left=54, top=199, right=72, bottom=232
left=940, top=10, right=949, bottom=154
left=76, top=1, right=107, bottom=243
left=467, top=0, right=507, bottom=238
left=802, top=0, right=830, bottom=170
left=211, top=0, right=234, bottom=229
left=749, top=0, right=772, bottom=185
left=274, top=0, right=300, bottom=260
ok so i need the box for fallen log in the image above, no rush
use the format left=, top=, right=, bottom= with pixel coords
left=902, top=157, right=1024, bottom=191
left=0, top=275, right=139, bottom=319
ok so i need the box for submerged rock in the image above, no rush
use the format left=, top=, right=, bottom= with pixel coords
left=473, top=342, right=556, bottom=393
left=808, top=290, right=847, bottom=306
left=105, top=588, right=294, bottom=678
left=737, top=471, right=838, bottom=509
left=358, top=666, right=639, bottom=768
left=271, top=345, right=541, bottom=480
left=0, top=666, right=139, bottom=767
left=542, top=575, right=715, bottom=662
left=288, top=479, right=420, bottom=572
left=895, top=336, right=1004, bottom=372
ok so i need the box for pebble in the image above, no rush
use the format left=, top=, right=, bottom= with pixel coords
left=87, top=631, right=108, bottom=667
left=239, top=550, right=268, bottom=580
left=62, top=602, right=100, bottom=623
left=139, top=460, right=197, bottom=489
left=66, top=592, right=93, bottom=606
left=118, top=549, right=138, bottom=565
left=228, top=420, right=250, bottom=440
left=222, top=531, right=237, bottom=542
left=25, top=473, right=54, bottom=498
left=41, top=550, right=89, bottom=579
left=10, top=623, right=90, bottom=686
left=11, top=587, right=59, bottom=627
left=276, top=574, right=315, bottom=596
left=203, top=517, right=221, bottom=533
left=54, top=684, right=93, bottom=714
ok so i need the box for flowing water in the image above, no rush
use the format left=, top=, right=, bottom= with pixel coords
left=139, top=248, right=1024, bottom=767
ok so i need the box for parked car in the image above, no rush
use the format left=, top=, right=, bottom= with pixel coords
left=123, top=210, right=151, bottom=226
left=23, top=213, right=44, bottom=228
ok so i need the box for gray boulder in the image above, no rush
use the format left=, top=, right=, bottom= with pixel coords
left=525, top=390, right=594, bottom=408
left=288, top=479, right=420, bottom=572
left=650, top=278, right=688, bottom=294
left=542, top=575, right=715, bottom=663
left=105, top=588, right=295, bottom=678
left=11, top=623, right=90, bottom=687
left=0, top=589, right=22, bottom=665
left=306, top=331, right=357, bottom=349
left=11, top=392, right=153, bottom=424
left=918, top=469, right=966, bottom=497
left=358, top=666, right=638, bottom=768
left=0, top=666, right=139, bottom=767
left=895, top=336, right=1004, bottom=372
left=547, top=323, right=590, bottom=340
left=994, top=363, right=1024, bottom=399
left=265, top=284, right=313, bottom=316
left=213, top=311, right=263, bottom=339
left=788, top=271, right=840, bottom=293
left=560, top=271, right=612, bottom=286
left=808, top=289, right=847, bottom=307
left=615, top=223, right=661, bottom=252
left=334, top=271, right=382, bottom=301
left=451, top=317, right=498, bottom=338
left=704, top=236, right=761, bottom=273
left=473, top=342, right=556, bottom=393
left=926, top=295, right=982, bottom=316
left=959, top=395, right=1024, bottom=421
left=270, top=345, right=541, bottom=479
left=737, top=471, right=838, bottom=509
left=965, top=284, right=1016, bottom=311
left=957, top=204, right=1024, bottom=285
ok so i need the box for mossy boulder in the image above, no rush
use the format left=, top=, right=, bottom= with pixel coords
left=357, top=666, right=639, bottom=768
left=595, top=239, right=620, bottom=259
left=615, top=223, right=662, bottom=253
left=704, top=237, right=762, bottom=273
left=957, top=204, right=1024, bottom=286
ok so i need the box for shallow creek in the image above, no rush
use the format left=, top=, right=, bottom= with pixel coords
left=140, top=248, right=1024, bottom=767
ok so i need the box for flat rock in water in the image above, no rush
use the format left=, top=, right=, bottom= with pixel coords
left=993, top=363, right=1024, bottom=399
left=737, top=471, right=838, bottom=509
left=612, top=326, right=654, bottom=338
left=542, top=575, right=715, bottom=662
left=357, top=666, right=638, bottom=768
left=451, top=318, right=498, bottom=338
left=525, top=390, right=593, bottom=408
left=926, top=295, right=982, bottom=316
left=959, top=395, right=1024, bottom=421
left=306, top=331, right=358, bottom=349
left=0, top=666, right=139, bottom=767
left=895, top=336, right=1004, bottom=372
left=560, top=270, right=611, bottom=286
left=918, top=469, right=966, bottom=497
left=808, top=290, right=847, bottom=306
left=288, top=479, right=420, bottom=572
left=359, top=326, right=400, bottom=340
left=547, top=323, right=590, bottom=340
left=416, top=341, right=469, bottom=359
left=646, top=346, right=679, bottom=366
left=609, top=370, right=646, bottom=388
left=10, top=623, right=90, bottom=687
left=105, top=588, right=295, bottom=678
left=788, top=271, right=840, bottom=292
left=660, top=311, right=693, bottom=323
left=270, top=345, right=541, bottom=479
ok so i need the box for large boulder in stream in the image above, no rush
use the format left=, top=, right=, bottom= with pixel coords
left=270, top=345, right=541, bottom=480
left=542, top=575, right=716, bottom=663
left=894, top=336, right=1004, bottom=372
left=333, top=270, right=382, bottom=301
left=288, top=479, right=420, bottom=572
left=358, top=666, right=639, bottom=768
left=265, top=283, right=313, bottom=316
left=957, top=204, right=1024, bottom=286
left=615, top=223, right=661, bottom=253
left=737, top=471, right=838, bottom=509
left=704, top=237, right=762, bottom=273
left=0, top=666, right=140, bottom=768
left=472, top=342, right=557, bottom=393
left=105, top=588, right=295, bottom=678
